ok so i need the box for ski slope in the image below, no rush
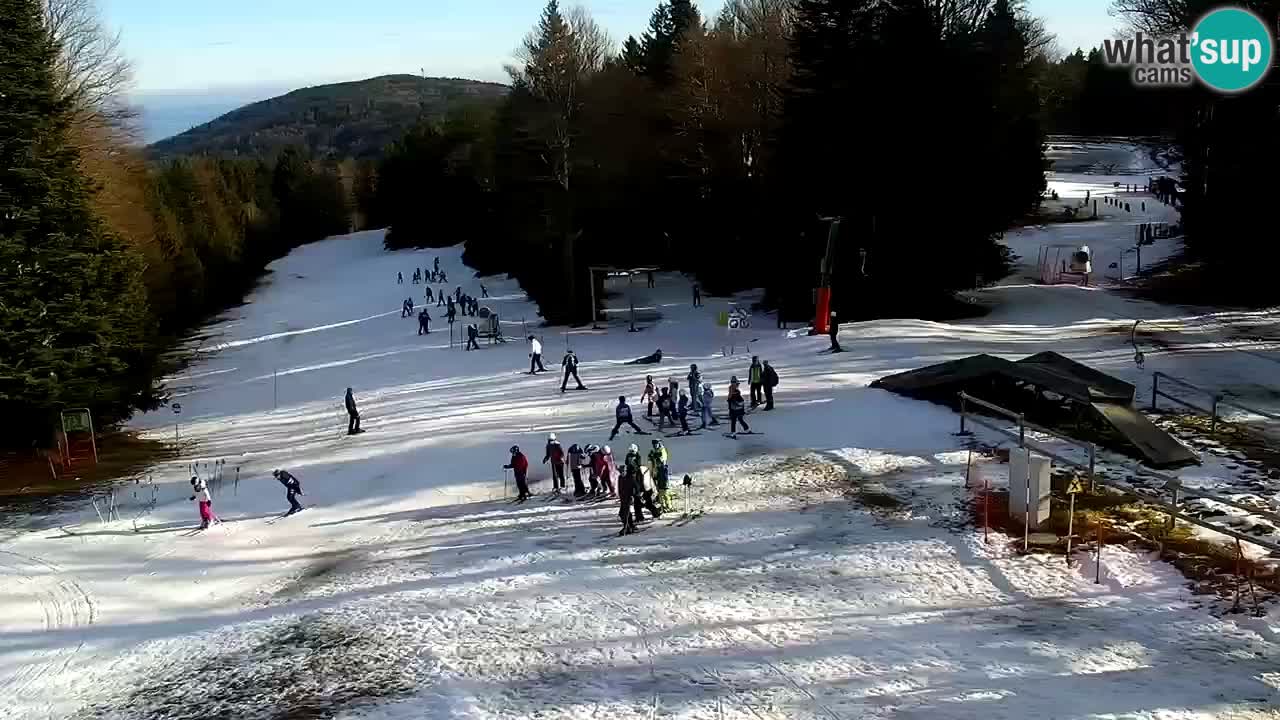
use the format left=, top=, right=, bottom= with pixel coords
left=4, top=155, right=1280, bottom=718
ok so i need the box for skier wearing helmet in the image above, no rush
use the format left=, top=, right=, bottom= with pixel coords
left=648, top=440, right=674, bottom=512
left=504, top=445, right=531, bottom=502
left=600, top=445, right=617, bottom=497
left=272, top=469, right=304, bottom=515
left=609, top=396, right=647, bottom=440
left=567, top=443, right=588, bottom=497
left=619, top=443, right=661, bottom=535
left=543, top=433, right=567, bottom=493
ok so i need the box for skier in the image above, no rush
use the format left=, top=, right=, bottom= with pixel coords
left=431, top=269, right=439, bottom=283
left=189, top=477, right=220, bottom=529
left=397, top=271, right=403, bottom=285
left=437, top=291, right=445, bottom=307
left=727, top=379, right=751, bottom=436
left=407, top=297, right=414, bottom=315
left=504, top=445, right=531, bottom=502
left=676, top=389, right=691, bottom=434
left=640, top=375, right=657, bottom=417
left=625, top=443, right=661, bottom=522
left=272, top=469, right=304, bottom=515
left=412, top=269, right=420, bottom=285
left=687, top=364, right=702, bottom=402
left=345, top=387, right=362, bottom=435
left=617, top=450, right=639, bottom=535
left=434, top=257, right=440, bottom=273
left=700, top=382, right=718, bottom=429
left=692, top=282, right=702, bottom=307
left=455, top=286, right=462, bottom=303
left=586, top=444, right=604, bottom=495
left=425, top=287, right=433, bottom=303
left=528, top=336, right=546, bottom=374
left=560, top=349, right=585, bottom=392
left=417, top=308, right=431, bottom=335
left=440, top=270, right=448, bottom=283
left=829, top=310, right=842, bottom=353
left=599, top=445, right=617, bottom=496
left=648, top=439, right=674, bottom=512
left=446, top=301, right=457, bottom=326
left=656, top=387, right=674, bottom=430
left=568, top=443, right=587, bottom=497
left=543, top=433, right=567, bottom=494
left=762, top=360, right=779, bottom=411
left=647, top=270, right=655, bottom=289
left=466, top=322, right=481, bottom=351
left=609, top=396, right=647, bottom=440
left=481, top=284, right=488, bottom=298
left=748, top=356, right=764, bottom=407
left=401, top=298, right=411, bottom=318
left=627, top=348, right=663, bottom=365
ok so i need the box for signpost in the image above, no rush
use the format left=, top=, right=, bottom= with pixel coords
left=1065, top=475, right=1084, bottom=565
left=173, top=402, right=182, bottom=443
left=60, top=408, right=98, bottom=467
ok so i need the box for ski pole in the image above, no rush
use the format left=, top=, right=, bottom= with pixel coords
left=504, top=468, right=510, bottom=500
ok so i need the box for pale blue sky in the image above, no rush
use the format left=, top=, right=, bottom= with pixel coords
left=105, top=0, right=1120, bottom=93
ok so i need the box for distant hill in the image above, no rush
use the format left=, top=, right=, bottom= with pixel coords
left=149, top=75, right=508, bottom=159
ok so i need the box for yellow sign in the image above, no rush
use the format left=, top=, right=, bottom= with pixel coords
left=1066, top=477, right=1085, bottom=494
left=716, top=311, right=729, bottom=327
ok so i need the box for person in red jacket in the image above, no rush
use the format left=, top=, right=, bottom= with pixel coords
left=543, top=433, right=567, bottom=493
left=504, top=445, right=531, bottom=502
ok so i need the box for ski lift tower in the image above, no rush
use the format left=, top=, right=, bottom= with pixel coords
left=813, top=217, right=842, bottom=334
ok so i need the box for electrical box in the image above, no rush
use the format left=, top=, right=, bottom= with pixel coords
left=1009, top=449, right=1052, bottom=528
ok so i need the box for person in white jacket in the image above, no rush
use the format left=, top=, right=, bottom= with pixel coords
left=189, top=477, right=220, bottom=529
left=527, top=335, right=547, bottom=374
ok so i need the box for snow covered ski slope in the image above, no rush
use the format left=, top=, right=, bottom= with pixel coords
left=4, top=151, right=1280, bottom=718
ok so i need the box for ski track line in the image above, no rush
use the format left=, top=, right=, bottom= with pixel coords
left=0, top=549, right=96, bottom=703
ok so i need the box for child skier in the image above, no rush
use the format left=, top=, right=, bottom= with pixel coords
left=272, top=469, right=304, bottom=515
left=748, top=356, right=764, bottom=407
left=188, top=477, right=219, bottom=529
left=699, top=383, right=718, bottom=429
left=656, top=387, right=674, bottom=430
left=586, top=444, right=604, bottom=495
left=648, top=439, right=674, bottom=512
left=641, top=375, right=657, bottom=417
left=676, top=389, right=691, bottom=434
left=687, top=364, right=702, bottom=402
left=543, top=433, right=567, bottom=493
left=560, top=350, right=585, bottom=392
left=504, top=445, right=531, bottom=502
left=727, top=378, right=751, bottom=436
left=568, top=443, right=587, bottom=497
left=625, top=443, right=661, bottom=524
left=609, top=396, right=647, bottom=440
left=417, top=308, right=431, bottom=335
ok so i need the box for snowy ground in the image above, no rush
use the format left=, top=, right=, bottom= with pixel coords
left=4, top=145, right=1280, bottom=718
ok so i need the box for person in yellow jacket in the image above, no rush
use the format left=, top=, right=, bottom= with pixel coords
left=648, top=439, right=674, bottom=512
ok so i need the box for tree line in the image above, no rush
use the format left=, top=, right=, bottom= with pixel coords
left=1, top=0, right=349, bottom=449
left=368, top=0, right=1050, bottom=324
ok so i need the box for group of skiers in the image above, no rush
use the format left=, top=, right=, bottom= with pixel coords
left=398, top=258, right=448, bottom=286
left=503, top=434, right=681, bottom=535
left=621, top=357, right=779, bottom=438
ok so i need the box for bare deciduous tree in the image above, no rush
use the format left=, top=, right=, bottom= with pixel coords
left=43, top=0, right=136, bottom=131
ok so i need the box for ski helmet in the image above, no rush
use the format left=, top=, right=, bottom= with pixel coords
left=548, top=432, right=557, bottom=441
left=618, top=395, right=626, bottom=403
left=652, top=439, right=661, bottom=447
left=691, top=363, right=698, bottom=371
left=272, top=469, right=280, bottom=477
left=603, top=445, right=612, bottom=455
left=730, top=375, right=739, bottom=383
left=628, top=443, right=638, bottom=453
left=510, top=445, right=520, bottom=454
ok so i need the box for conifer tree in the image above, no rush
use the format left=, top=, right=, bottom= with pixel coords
left=0, top=0, right=156, bottom=443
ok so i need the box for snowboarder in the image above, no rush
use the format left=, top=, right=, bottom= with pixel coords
left=397, top=271, right=403, bottom=285
left=481, top=284, right=488, bottom=298
left=345, top=387, right=361, bottom=435
left=189, top=477, right=219, bottom=529
left=417, top=308, right=431, bottom=335
left=676, top=389, right=691, bottom=434
left=748, top=356, right=764, bottom=407
left=641, top=375, right=657, bottom=417
left=568, top=443, right=587, bottom=497
left=466, top=322, right=481, bottom=351
left=692, top=283, right=702, bottom=307
left=727, top=380, right=751, bottom=436
left=543, top=433, right=567, bottom=493
left=656, top=387, right=674, bottom=430
left=560, top=350, right=585, bottom=392
left=528, top=336, right=546, bottom=374
left=272, top=469, right=304, bottom=515
left=609, top=396, right=646, bottom=440
left=649, top=439, right=674, bottom=512
left=504, top=445, right=531, bottom=502
left=829, top=311, right=842, bottom=353
left=627, top=348, right=663, bottom=365
left=700, top=383, right=718, bottom=429
left=762, top=360, right=779, bottom=411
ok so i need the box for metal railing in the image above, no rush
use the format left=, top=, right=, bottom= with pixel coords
left=1152, top=372, right=1280, bottom=432
left=957, top=391, right=1280, bottom=559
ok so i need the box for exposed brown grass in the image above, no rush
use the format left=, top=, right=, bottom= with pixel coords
left=0, top=431, right=175, bottom=500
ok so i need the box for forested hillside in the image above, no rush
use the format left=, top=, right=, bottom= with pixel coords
left=150, top=75, right=508, bottom=159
